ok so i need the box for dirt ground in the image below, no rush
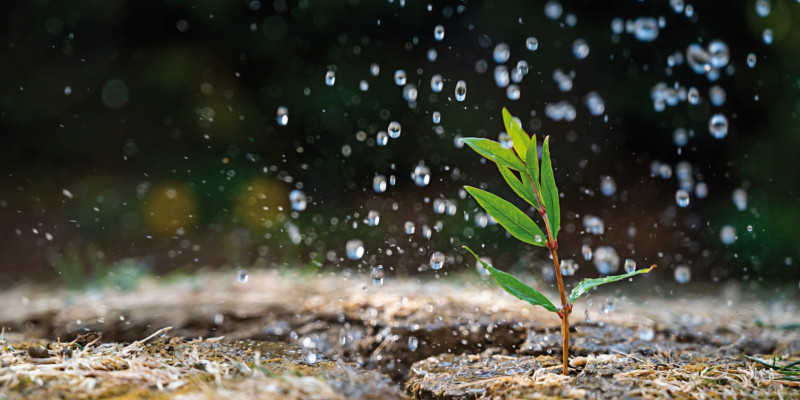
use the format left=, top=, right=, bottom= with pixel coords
left=1, top=269, right=799, bottom=399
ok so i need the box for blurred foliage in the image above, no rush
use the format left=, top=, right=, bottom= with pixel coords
left=1, top=0, right=799, bottom=286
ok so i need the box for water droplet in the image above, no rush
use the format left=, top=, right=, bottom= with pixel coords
left=64, top=86, right=72, bottom=95
left=560, top=259, right=579, bottom=276
left=516, top=60, right=529, bottom=76
left=581, top=244, right=593, bottom=261
left=388, top=121, right=402, bottom=138
left=763, top=28, right=773, bottom=45
left=686, top=44, right=710, bottom=74
left=412, top=162, right=431, bottom=187
left=756, top=0, right=771, bottom=17
left=676, top=161, right=692, bottom=180
left=430, top=74, right=443, bottom=93
left=720, top=225, right=737, bottom=245
left=237, top=269, right=248, bottom=283
left=455, top=80, right=467, bottom=101
left=600, top=176, right=616, bottom=196
left=408, top=336, right=419, bottom=351
left=305, top=351, right=317, bottom=364
left=276, top=106, right=289, bottom=126
left=475, top=257, right=491, bottom=276
left=673, top=128, right=689, bottom=147
left=695, top=182, right=708, bottom=198
left=602, top=297, right=615, bottom=313
left=525, top=36, right=539, bottom=51
left=434, top=25, right=445, bottom=41
left=430, top=251, right=445, bottom=270
left=370, top=63, right=380, bottom=76
left=708, top=40, right=730, bottom=69
left=506, top=84, right=520, bottom=101
left=493, top=66, right=509, bottom=88
left=624, top=258, right=636, bottom=273
left=732, top=188, right=747, bottom=211
left=346, top=239, right=365, bottom=260
left=474, top=212, right=489, bottom=228
left=572, top=39, right=589, bottom=59
left=62, top=189, right=74, bottom=199
left=373, top=175, right=388, bottom=193
left=492, top=43, right=510, bottom=64
left=544, top=1, right=563, bottom=20
left=366, top=210, right=380, bottom=226
left=670, top=0, right=685, bottom=13
left=593, top=246, right=619, bottom=274
left=427, top=48, right=437, bottom=62
left=708, top=86, right=726, bottom=107
left=403, top=84, right=418, bottom=102
left=421, top=224, right=432, bottom=239
left=404, top=221, right=415, bottom=234
left=432, top=111, right=441, bottom=124
left=708, top=113, right=728, bottom=139
left=633, top=17, right=659, bottom=41
left=611, top=18, right=624, bottom=34
left=583, top=215, right=605, bottom=235
left=289, top=189, right=307, bottom=211
left=674, top=265, right=691, bottom=284
left=638, top=324, right=655, bottom=341
left=325, top=70, right=335, bottom=86
left=675, top=189, right=690, bottom=207
left=376, top=131, right=389, bottom=146
left=687, top=87, right=700, bottom=105
left=747, top=53, right=757, bottom=68
left=371, top=265, right=385, bottom=286
left=394, top=69, right=407, bottom=86
left=585, top=92, right=605, bottom=116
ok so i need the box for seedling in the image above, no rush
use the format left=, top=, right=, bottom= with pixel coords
left=462, top=108, right=656, bottom=376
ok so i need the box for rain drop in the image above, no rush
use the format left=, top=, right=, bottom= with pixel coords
left=366, top=210, right=380, bottom=226
left=237, top=269, right=248, bottom=283
left=675, top=189, right=690, bottom=207
left=494, top=66, right=510, bottom=88
left=454, top=80, right=467, bottom=101
left=600, top=176, right=616, bottom=196
left=633, top=17, right=659, bottom=41
left=412, top=163, right=431, bottom=187
left=756, top=0, right=771, bottom=17
left=506, top=84, right=520, bottom=101
left=289, top=189, right=307, bottom=211
left=720, top=225, right=737, bottom=245
left=572, top=39, right=589, bottom=59
left=708, top=113, right=728, bottom=139
left=430, top=251, right=445, bottom=270
left=525, top=36, right=539, bottom=51
left=747, top=53, right=757, bottom=68
left=376, top=131, right=389, bottom=146
left=325, top=70, right=335, bottom=86
left=624, top=258, right=636, bottom=273
left=732, top=188, right=747, bottom=211
left=404, top=221, right=415, bottom=234
left=585, top=92, right=605, bottom=116
left=581, top=244, right=592, bottom=261
left=388, top=121, right=402, bottom=138
left=763, top=29, right=773, bottom=45
left=371, top=265, right=385, bottom=286
left=432, top=111, right=441, bottom=124
left=346, top=239, right=365, bottom=260
left=708, top=40, right=730, bottom=69
left=544, top=1, right=563, bottom=20
left=64, top=86, right=72, bottom=95
left=695, top=182, right=708, bottom=198
left=373, top=175, right=388, bottom=193
left=560, top=259, right=579, bottom=276
left=434, top=25, right=445, bottom=41
left=709, top=86, right=726, bottom=107
left=674, top=265, right=691, bottom=284
left=593, top=246, right=619, bottom=274
left=687, top=87, right=700, bottom=105
left=408, top=336, right=419, bottom=351
left=492, top=43, right=510, bottom=64
left=430, top=74, right=443, bottom=93
left=673, top=128, right=688, bottom=146
left=370, top=63, right=380, bottom=76
left=276, top=106, right=289, bottom=126
left=394, top=69, right=407, bottom=86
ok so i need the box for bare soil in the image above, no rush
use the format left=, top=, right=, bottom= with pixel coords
left=1, top=270, right=798, bottom=399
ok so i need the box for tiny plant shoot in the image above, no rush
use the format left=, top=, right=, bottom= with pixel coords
left=462, top=108, right=656, bottom=376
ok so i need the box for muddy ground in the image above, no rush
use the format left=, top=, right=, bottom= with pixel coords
left=1, top=270, right=798, bottom=399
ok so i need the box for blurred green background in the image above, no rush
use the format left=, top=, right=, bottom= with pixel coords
left=1, top=0, right=799, bottom=288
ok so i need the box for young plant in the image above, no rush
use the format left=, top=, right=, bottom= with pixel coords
left=462, top=108, right=656, bottom=376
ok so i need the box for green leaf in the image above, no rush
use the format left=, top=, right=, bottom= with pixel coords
left=498, top=164, right=537, bottom=207
left=524, top=134, right=543, bottom=209
left=461, top=137, right=526, bottom=171
left=464, top=246, right=557, bottom=312
left=568, top=264, right=658, bottom=305
left=540, top=136, right=560, bottom=237
left=464, top=186, right=546, bottom=247
left=502, top=108, right=530, bottom=160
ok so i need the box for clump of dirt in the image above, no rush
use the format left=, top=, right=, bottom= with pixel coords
left=1, top=270, right=798, bottom=398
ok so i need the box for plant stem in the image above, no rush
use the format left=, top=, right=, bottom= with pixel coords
left=543, top=213, right=570, bottom=376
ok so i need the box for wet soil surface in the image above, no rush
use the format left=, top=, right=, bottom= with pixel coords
left=1, top=270, right=798, bottom=398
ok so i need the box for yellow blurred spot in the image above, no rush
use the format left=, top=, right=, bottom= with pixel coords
left=143, top=183, right=197, bottom=235
left=234, top=178, right=288, bottom=231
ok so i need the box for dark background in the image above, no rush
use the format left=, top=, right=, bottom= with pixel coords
left=1, top=0, right=798, bottom=288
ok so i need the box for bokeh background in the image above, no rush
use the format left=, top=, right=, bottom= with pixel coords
left=2, top=0, right=799, bottom=289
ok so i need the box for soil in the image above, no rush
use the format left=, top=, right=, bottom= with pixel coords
left=1, top=270, right=798, bottom=399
